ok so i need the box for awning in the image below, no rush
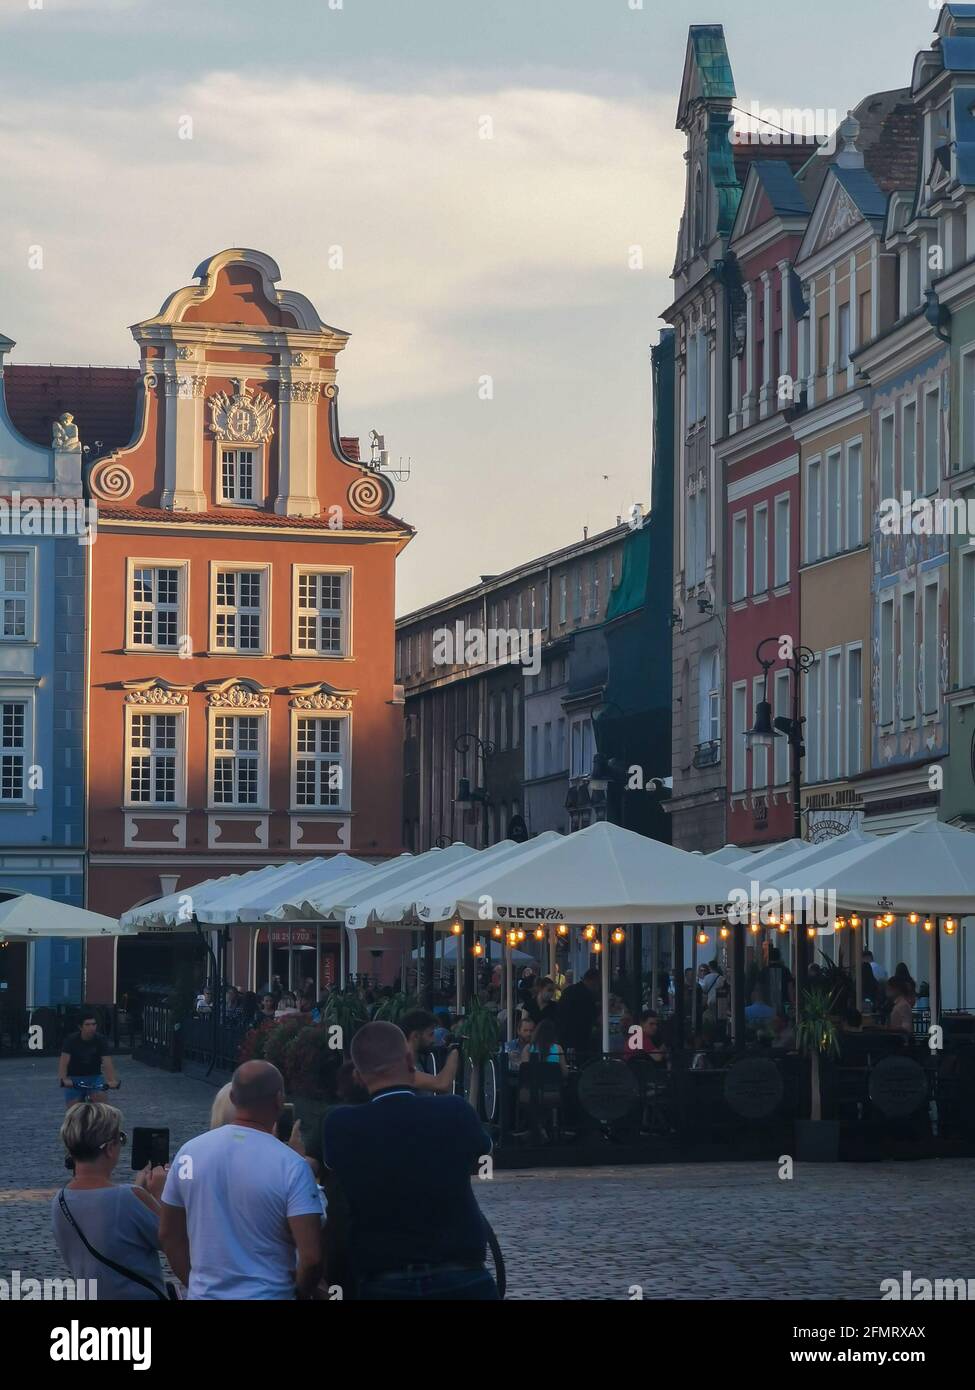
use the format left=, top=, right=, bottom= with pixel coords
left=272, top=843, right=477, bottom=921
left=197, top=853, right=367, bottom=924
left=0, top=894, right=128, bottom=940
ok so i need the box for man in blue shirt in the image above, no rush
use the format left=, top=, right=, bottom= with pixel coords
left=322, top=1021, right=498, bottom=1301
left=744, top=988, right=775, bottom=1025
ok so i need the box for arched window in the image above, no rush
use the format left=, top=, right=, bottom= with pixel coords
left=693, top=167, right=705, bottom=248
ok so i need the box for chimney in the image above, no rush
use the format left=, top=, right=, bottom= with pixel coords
left=340, top=436, right=360, bottom=460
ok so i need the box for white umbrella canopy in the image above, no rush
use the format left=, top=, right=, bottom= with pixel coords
left=198, top=853, right=367, bottom=924
left=736, top=838, right=806, bottom=870
left=424, top=820, right=758, bottom=925
left=758, top=828, right=872, bottom=884
left=121, top=872, right=254, bottom=930
left=767, top=820, right=975, bottom=914
left=0, top=894, right=127, bottom=940
left=353, top=833, right=562, bottom=928
left=703, top=845, right=748, bottom=865
left=273, top=843, right=477, bottom=921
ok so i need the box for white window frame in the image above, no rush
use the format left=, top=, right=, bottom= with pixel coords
left=124, top=705, right=187, bottom=809
left=961, top=545, right=975, bottom=689
left=0, top=692, right=34, bottom=806
left=290, top=710, right=351, bottom=812
left=291, top=565, right=351, bottom=658
left=880, top=594, right=895, bottom=726
left=0, top=549, right=35, bottom=644
left=879, top=411, right=896, bottom=504
left=900, top=586, right=917, bottom=723
left=773, top=494, right=790, bottom=588
left=207, top=708, right=269, bottom=810
left=731, top=682, right=747, bottom=794
left=753, top=502, right=769, bottom=594
left=845, top=438, right=864, bottom=549
left=806, top=456, right=822, bottom=563
left=825, top=448, right=843, bottom=556
left=962, top=346, right=975, bottom=472
left=773, top=669, right=791, bottom=786
left=805, top=656, right=822, bottom=784
left=846, top=643, right=864, bottom=777
left=126, top=558, right=188, bottom=654
left=731, top=511, right=748, bottom=601
left=901, top=396, right=918, bottom=498
left=824, top=646, right=843, bottom=782
left=559, top=574, right=567, bottom=624
left=922, top=577, right=940, bottom=718
left=217, top=445, right=263, bottom=507
left=209, top=562, right=271, bottom=656
left=698, top=648, right=721, bottom=746
left=923, top=384, right=941, bottom=494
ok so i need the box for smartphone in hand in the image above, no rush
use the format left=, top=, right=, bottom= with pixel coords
left=131, top=1127, right=169, bottom=1171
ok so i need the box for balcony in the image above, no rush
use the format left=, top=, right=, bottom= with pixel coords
left=692, top=740, right=722, bottom=770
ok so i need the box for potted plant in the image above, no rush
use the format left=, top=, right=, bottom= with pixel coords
left=452, top=996, right=500, bottom=1116
left=372, top=991, right=418, bottom=1026
left=321, top=989, right=369, bottom=1050
left=794, top=986, right=841, bottom=1161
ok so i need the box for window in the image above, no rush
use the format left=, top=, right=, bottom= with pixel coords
left=559, top=575, right=567, bottom=624
left=858, top=288, right=872, bottom=347
left=212, top=567, right=266, bottom=654
left=499, top=692, right=508, bottom=750
left=211, top=714, right=264, bottom=806
left=126, top=710, right=182, bottom=806
left=774, top=495, right=790, bottom=587
left=753, top=503, right=769, bottom=593
left=570, top=717, right=594, bottom=778
left=589, top=562, right=599, bottom=616
left=774, top=669, right=790, bottom=786
left=847, top=646, right=863, bottom=776
left=529, top=725, right=539, bottom=780
left=880, top=596, right=895, bottom=725
left=962, top=549, right=975, bottom=688
left=0, top=700, right=27, bottom=801
left=731, top=683, right=747, bottom=793
left=293, top=716, right=347, bottom=809
left=806, top=458, right=822, bottom=562
left=837, top=302, right=851, bottom=370
left=846, top=441, right=863, bottom=548
left=901, top=590, right=916, bottom=721
left=543, top=721, right=552, bottom=776
left=826, top=450, right=842, bottom=555
left=219, top=447, right=260, bottom=505
left=806, top=657, right=822, bottom=783
left=686, top=494, right=699, bottom=585
left=923, top=388, right=941, bottom=494
left=825, top=649, right=842, bottom=781
left=698, top=649, right=720, bottom=745
left=732, top=512, right=748, bottom=601
left=751, top=676, right=768, bottom=789
left=512, top=687, right=521, bottom=747
left=902, top=400, right=917, bottom=496
left=963, top=350, right=975, bottom=470
left=880, top=413, right=895, bottom=502
left=0, top=552, right=31, bottom=641
left=557, top=717, right=566, bottom=771
left=541, top=582, right=550, bottom=630
left=923, top=581, right=940, bottom=716
left=572, top=571, right=582, bottom=621
left=687, top=333, right=698, bottom=429
left=294, top=569, right=348, bottom=656
left=698, top=331, right=708, bottom=420
left=693, top=167, right=704, bottom=247
left=129, top=564, right=182, bottom=650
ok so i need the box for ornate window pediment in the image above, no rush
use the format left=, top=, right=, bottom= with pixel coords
left=288, top=681, right=354, bottom=712
left=122, top=678, right=190, bottom=707
left=204, top=677, right=272, bottom=710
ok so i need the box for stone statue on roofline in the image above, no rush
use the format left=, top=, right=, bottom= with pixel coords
left=52, top=412, right=81, bottom=453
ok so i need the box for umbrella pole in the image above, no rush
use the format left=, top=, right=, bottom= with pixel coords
left=673, top=923, right=685, bottom=1049
left=423, top=924, right=435, bottom=1009
left=505, top=936, right=514, bottom=1043
left=651, top=924, right=659, bottom=1014
left=549, top=923, right=556, bottom=982
left=853, top=920, right=863, bottom=1012
left=340, top=925, right=347, bottom=990
left=931, top=917, right=941, bottom=1028
left=600, top=924, right=610, bottom=1054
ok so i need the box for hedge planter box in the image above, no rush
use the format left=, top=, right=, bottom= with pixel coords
left=795, top=1118, right=840, bottom=1163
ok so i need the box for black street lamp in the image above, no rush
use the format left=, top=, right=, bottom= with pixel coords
left=745, top=637, right=814, bottom=843
left=454, top=732, right=494, bottom=847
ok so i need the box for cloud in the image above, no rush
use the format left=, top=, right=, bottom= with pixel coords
left=0, top=0, right=141, bottom=25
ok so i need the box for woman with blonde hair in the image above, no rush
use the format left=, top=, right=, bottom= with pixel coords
left=51, top=1101, right=169, bottom=1300
left=209, top=1082, right=237, bottom=1129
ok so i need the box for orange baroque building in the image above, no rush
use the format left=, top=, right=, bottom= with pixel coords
left=75, top=249, right=412, bottom=1002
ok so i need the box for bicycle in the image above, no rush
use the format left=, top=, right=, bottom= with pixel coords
left=61, top=1077, right=121, bottom=1106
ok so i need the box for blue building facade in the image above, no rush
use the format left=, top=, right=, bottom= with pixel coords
left=0, top=337, right=86, bottom=1010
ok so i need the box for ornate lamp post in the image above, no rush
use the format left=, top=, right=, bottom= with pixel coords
left=745, top=637, right=814, bottom=842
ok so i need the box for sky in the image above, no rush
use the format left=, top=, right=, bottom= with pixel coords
left=0, top=0, right=946, bottom=613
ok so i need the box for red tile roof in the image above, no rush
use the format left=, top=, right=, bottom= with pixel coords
left=340, top=436, right=360, bottom=459
left=3, top=365, right=140, bottom=455
left=96, top=504, right=412, bottom=534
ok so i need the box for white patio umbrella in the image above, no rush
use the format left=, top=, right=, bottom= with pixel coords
left=122, top=870, right=262, bottom=930
left=0, top=894, right=128, bottom=940
left=703, top=845, right=748, bottom=865
left=198, top=853, right=367, bottom=924
left=268, top=844, right=476, bottom=920
left=427, top=821, right=757, bottom=1051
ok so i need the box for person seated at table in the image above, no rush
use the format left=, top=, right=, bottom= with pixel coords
left=522, top=1019, right=569, bottom=1078
left=505, top=1015, right=535, bottom=1068
left=886, top=978, right=914, bottom=1035
left=744, top=988, right=774, bottom=1025
left=627, top=1010, right=668, bottom=1064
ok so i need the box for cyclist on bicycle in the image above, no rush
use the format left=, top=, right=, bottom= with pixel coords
left=58, top=1011, right=120, bottom=1107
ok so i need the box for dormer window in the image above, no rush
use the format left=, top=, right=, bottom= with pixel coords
left=220, top=447, right=261, bottom=506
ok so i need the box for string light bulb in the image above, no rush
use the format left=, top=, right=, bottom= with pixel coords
left=836, top=917, right=846, bottom=931
left=749, top=922, right=761, bottom=935
left=583, top=924, right=596, bottom=941
left=592, top=939, right=603, bottom=954
left=534, top=926, right=545, bottom=941
left=611, top=927, right=625, bottom=945
left=473, top=941, right=484, bottom=957
left=557, top=923, right=569, bottom=937
left=696, top=930, right=709, bottom=947
left=908, top=913, right=919, bottom=925
left=719, top=922, right=731, bottom=940
left=806, top=926, right=817, bottom=940
left=515, top=928, right=526, bottom=943
left=850, top=916, right=861, bottom=929
left=450, top=920, right=463, bottom=936
left=923, top=919, right=934, bottom=933
left=883, top=913, right=895, bottom=926
left=492, top=924, right=503, bottom=939
left=945, top=917, right=957, bottom=935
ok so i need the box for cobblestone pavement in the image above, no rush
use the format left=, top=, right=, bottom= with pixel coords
left=2, top=1057, right=973, bottom=1300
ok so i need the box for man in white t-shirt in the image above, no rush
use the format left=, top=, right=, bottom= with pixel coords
left=160, top=1061, right=322, bottom=1300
